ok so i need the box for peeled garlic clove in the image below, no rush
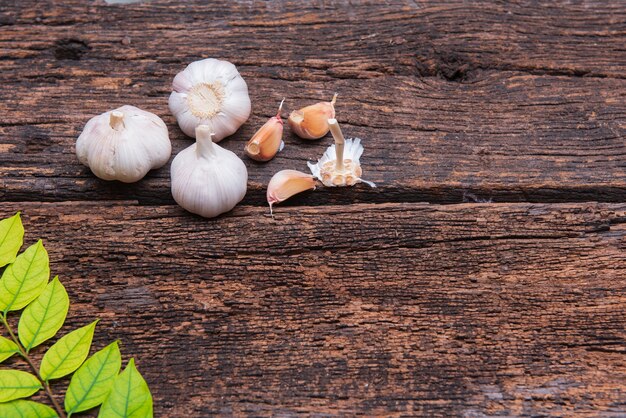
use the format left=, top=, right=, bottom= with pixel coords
left=267, top=170, right=316, bottom=216
left=245, top=99, right=285, bottom=162
left=288, top=93, right=337, bottom=140
left=171, top=125, right=248, bottom=218
left=307, top=118, right=376, bottom=188
left=169, top=58, right=251, bottom=141
left=76, top=105, right=171, bottom=183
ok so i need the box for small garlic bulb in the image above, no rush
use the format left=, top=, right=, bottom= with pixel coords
left=288, top=93, right=337, bottom=140
left=76, top=105, right=171, bottom=183
left=267, top=170, right=316, bottom=216
left=171, top=125, right=248, bottom=218
left=245, top=99, right=285, bottom=162
left=307, top=119, right=376, bottom=187
left=169, top=58, right=251, bottom=141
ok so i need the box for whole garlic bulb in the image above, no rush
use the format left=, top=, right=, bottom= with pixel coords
left=169, top=58, right=251, bottom=141
left=171, top=125, right=248, bottom=218
left=76, top=105, right=171, bottom=183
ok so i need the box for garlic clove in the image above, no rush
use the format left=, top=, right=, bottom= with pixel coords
left=76, top=105, right=171, bottom=183
left=288, top=93, right=337, bottom=140
left=171, top=125, right=248, bottom=218
left=169, top=58, right=251, bottom=141
left=307, top=118, right=376, bottom=188
left=245, top=99, right=285, bottom=162
left=267, top=170, right=317, bottom=216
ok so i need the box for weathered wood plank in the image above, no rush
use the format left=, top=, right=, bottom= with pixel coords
left=0, top=1, right=625, bottom=204
left=2, top=1, right=625, bottom=78
left=1, top=202, right=624, bottom=416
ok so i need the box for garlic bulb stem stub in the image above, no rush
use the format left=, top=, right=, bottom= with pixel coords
left=244, top=98, right=286, bottom=162
left=328, top=118, right=345, bottom=172
left=196, top=125, right=217, bottom=159
left=76, top=105, right=172, bottom=183
left=109, top=111, right=125, bottom=130
left=170, top=125, right=248, bottom=218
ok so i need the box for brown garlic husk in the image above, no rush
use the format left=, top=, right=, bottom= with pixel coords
left=288, top=93, right=337, bottom=140
left=245, top=99, right=285, bottom=162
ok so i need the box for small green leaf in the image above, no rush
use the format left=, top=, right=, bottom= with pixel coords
left=0, top=213, right=24, bottom=268
left=0, top=369, right=42, bottom=402
left=19, top=276, right=69, bottom=352
left=98, top=358, right=153, bottom=418
left=0, top=240, right=49, bottom=313
left=0, top=399, right=57, bottom=418
left=0, top=335, right=19, bottom=363
left=65, top=341, right=122, bottom=415
left=40, top=320, right=98, bottom=381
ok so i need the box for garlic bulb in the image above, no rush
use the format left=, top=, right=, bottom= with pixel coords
left=267, top=170, right=316, bottom=216
left=245, top=99, right=285, bottom=162
left=169, top=58, right=251, bottom=141
left=288, top=93, right=337, bottom=140
left=171, top=125, right=248, bottom=218
left=76, top=105, right=171, bottom=183
left=307, top=119, right=376, bottom=187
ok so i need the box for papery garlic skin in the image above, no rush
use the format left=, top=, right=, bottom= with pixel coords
left=171, top=125, right=247, bottom=218
left=307, top=138, right=376, bottom=187
left=245, top=99, right=285, bottom=162
left=288, top=94, right=337, bottom=140
left=169, top=58, right=251, bottom=141
left=267, top=170, right=316, bottom=215
left=76, top=105, right=171, bottom=183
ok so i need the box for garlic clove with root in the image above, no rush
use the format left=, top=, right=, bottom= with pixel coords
left=76, top=105, right=171, bottom=183
left=169, top=58, right=251, bottom=141
left=171, top=125, right=248, bottom=218
left=245, top=99, right=285, bottom=162
left=267, top=170, right=317, bottom=217
left=288, top=93, right=337, bottom=140
left=307, top=118, right=376, bottom=188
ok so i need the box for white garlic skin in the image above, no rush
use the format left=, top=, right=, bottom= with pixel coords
left=76, top=105, right=171, bottom=183
left=169, top=58, right=251, bottom=141
left=171, top=126, right=248, bottom=218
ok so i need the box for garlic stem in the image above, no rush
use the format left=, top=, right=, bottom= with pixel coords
left=328, top=118, right=345, bottom=171
left=330, top=93, right=338, bottom=107
left=109, top=111, right=125, bottom=131
left=276, top=98, right=285, bottom=118
left=195, top=125, right=217, bottom=159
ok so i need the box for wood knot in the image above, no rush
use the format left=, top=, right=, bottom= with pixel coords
left=54, top=38, right=90, bottom=60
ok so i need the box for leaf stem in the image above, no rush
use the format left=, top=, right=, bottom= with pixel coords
left=1, top=313, right=67, bottom=418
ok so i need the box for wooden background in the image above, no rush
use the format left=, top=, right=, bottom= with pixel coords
left=1, top=0, right=625, bottom=416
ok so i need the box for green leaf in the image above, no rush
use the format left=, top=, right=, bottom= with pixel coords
left=0, top=335, right=19, bottom=363
left=0, top=213, right=24, bottom=268
left=65, top=341, right=122, bottom=415
left=98, top=358, right=153, bottom=418
left=18, top=276, right=69, bottom=352
left=0, top=240, right=49, bottom=313
left=0, top=369, right=42, bottom=402
left=0, top=400, right=57, bottom=418
left=40, top=320, right=98, bottom=381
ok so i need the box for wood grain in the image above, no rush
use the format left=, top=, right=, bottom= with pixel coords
left=1, top=1, right=625, bottom=416
left=1, top=202, right=625, bottom=417
left=0, top=0, right=625, bottom=205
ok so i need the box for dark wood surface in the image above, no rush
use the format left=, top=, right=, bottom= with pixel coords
left=1, top=1, right=625, bottom=417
